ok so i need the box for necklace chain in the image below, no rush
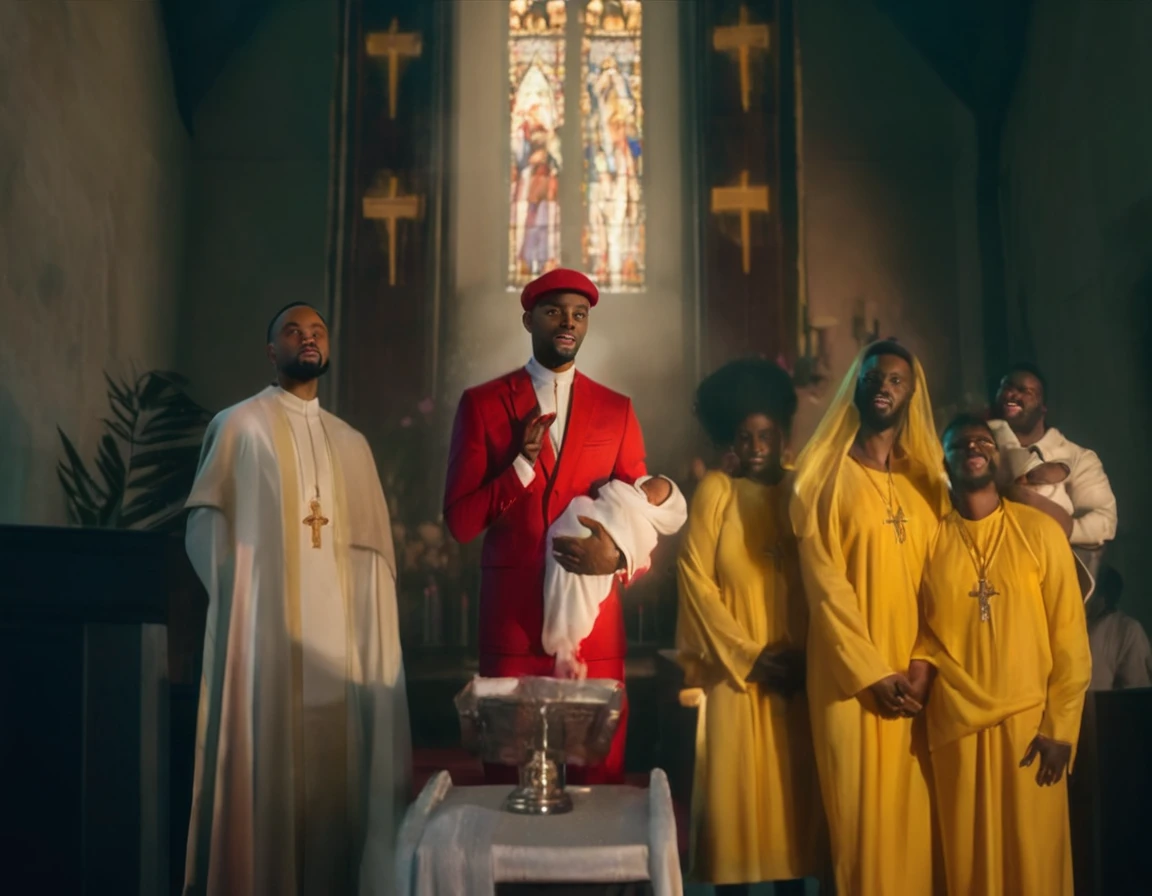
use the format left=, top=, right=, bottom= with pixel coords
left=286, top=404, right=330, bottom=501
left=951, top=504, right=1007, bottom=622
left=856, top=459, right=908, bottom=544
left=284, top=400, right=332, bottom=548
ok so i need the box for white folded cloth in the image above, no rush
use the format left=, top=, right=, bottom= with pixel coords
left=543, top=476, right=687, bottom=677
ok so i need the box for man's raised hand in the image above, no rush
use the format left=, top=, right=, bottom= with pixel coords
left=520, top=412, right=557, bottom=464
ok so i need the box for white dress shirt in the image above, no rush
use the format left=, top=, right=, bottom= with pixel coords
left=1028, top=426, right=1118, bottom=547
left=513, top=356, right=576, bottom=486
left=274, top=388, right=346, bottom=704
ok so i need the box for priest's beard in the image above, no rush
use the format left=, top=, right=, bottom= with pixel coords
left=281, top=358, right=330, bottom=382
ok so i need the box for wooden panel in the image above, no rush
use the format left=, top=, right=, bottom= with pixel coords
left=0, top=525, right=172, bottom=895
left=0, top=623, right=84, bottom=893
left=688, top=0, right=799, bottom=372
left=1069, top=688, right=1152, bottom=895
left=0, top=524, right=170, bottom=624
left=336, top=0, right=453, bottom=448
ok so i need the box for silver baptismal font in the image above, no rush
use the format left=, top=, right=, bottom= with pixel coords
left=454, top=676, right=625, bottom=815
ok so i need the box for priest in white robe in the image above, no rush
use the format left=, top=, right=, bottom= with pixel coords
left=182, top=302, right=411, bottom=896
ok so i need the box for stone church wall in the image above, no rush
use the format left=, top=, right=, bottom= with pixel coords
left=0, top=0, right=188, bottom=525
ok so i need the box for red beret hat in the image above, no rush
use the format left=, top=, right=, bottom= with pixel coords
left=520, top=268, right=599, bottom=312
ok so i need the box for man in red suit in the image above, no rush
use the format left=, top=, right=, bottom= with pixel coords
left=443, top=268, right=647, bottom=784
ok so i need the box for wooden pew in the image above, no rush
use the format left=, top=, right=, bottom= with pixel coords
left=1069, top=687, right=1152, bottom=896
left=0, top=525, right=176, bottom=896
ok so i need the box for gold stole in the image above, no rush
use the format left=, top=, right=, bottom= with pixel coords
left=268, top=401, right=360, bottom=885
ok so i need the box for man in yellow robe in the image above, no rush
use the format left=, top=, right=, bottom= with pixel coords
left=909, top=414, right=1091, bottom=896
left=790, top=341, right=951, bottom=896
left=677, top=359, right=822, bottom=895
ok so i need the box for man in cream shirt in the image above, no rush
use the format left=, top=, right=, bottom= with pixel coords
left=991, top=362, right=1118, bottom=590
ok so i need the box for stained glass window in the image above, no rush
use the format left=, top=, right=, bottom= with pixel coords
left=508, top=0, right=567, bottom=288
left=581, top=0, right=644, bottom=291
left=507, top=0, right=645, bottom=292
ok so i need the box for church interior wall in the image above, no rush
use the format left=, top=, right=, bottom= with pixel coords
left=791, top=0, right=981, bottom=447
left=0, top=0, right=188, bottom=526
left=175, top=0, right=337, bottom=417
left=1000, top=0, right=1152, bottom=630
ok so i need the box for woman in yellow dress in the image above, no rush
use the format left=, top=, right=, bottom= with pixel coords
left=677, top=358, right=823, bottom=895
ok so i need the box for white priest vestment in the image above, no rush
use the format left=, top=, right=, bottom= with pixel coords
left=182, top=385, right=411, bottom=896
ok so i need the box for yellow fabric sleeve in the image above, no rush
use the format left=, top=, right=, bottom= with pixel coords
left=795, top=483, right=893, bottom=697
left=676, top=472, right=764, bottom=690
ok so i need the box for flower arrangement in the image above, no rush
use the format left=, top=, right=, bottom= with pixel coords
left=377, top=397, right=472, bottom=648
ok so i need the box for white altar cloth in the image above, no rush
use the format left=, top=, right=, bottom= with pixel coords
left=393, top=769, right=682, bottom=895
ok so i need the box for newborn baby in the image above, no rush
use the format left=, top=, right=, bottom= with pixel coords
left=543, top=475, right=687, bottom=679
left=988, top=419, right=1074, bottom=516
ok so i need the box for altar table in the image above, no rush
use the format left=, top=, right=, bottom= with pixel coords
left=395, top=769, right=682, bottom=895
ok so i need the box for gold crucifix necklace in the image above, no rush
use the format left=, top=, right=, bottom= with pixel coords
left=950, top=504, right=1007, bottom=623
left=287, top=403, right=331, bottom=549
left=857, top=460, right=908, bottom=544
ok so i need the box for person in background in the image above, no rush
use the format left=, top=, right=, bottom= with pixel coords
left=1086, top=566, right=1152, bottom=690
left=990, top=362, right=1118, bottom=591
left=677, top=358, right=823, bottom=895
left=790, top=340, right=950, bottom=896
left=910, top=414, right=1091, bottom=896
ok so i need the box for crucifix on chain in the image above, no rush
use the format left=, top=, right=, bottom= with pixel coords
left=885, top=506, right=908, bottom=544
left=304, top=498, right=329, bottom=549
left=969, top=578, right=999, bottom=623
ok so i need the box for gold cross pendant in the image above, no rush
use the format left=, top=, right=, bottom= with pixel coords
left=969, top=578, right=999, bottom=622
left=303, top=498, right=329, bottom=549
left=885, top=507, right=908, bottom=545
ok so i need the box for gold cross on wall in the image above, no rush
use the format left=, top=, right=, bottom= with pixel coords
left=710, top=170, right=770, bottom=274
left=362, top=176, right=422, bottom=287
left=366, top=18, right=422, bottom=120
left=712, top=5, right=771, bottom=113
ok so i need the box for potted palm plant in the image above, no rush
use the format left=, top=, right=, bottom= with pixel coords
left=56, top=370, right=213, bottom=534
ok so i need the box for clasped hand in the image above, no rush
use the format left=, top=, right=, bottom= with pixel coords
left=866, top=662, right=933, bottom=718
left=746, top=648, right=805, bottom=696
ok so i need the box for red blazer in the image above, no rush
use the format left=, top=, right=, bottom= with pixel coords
left=443, top=367, right=648, bottom=660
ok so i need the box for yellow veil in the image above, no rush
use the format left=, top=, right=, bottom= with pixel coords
left=790, top=343, right=951, bottom=540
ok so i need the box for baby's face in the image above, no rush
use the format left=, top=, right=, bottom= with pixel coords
left=641, top=476, right=672, bottom=506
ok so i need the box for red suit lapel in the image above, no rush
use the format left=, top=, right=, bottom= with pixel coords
left=552, top=372, right=597, bottom=497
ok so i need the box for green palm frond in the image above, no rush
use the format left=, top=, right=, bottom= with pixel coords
left=57, top=369, right=213, bottom=532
